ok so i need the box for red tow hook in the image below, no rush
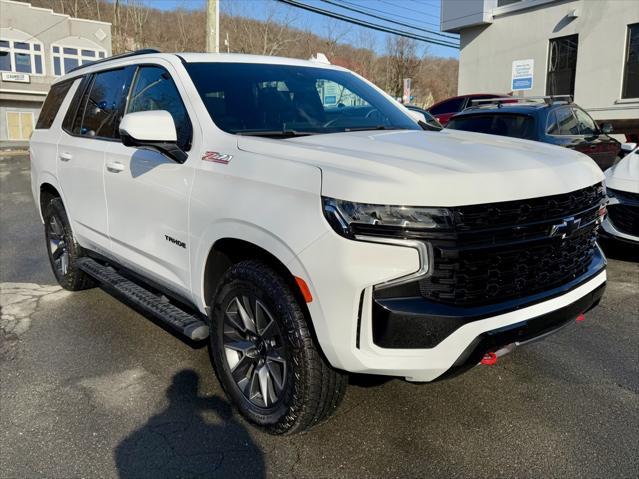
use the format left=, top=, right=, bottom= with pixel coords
left=576, top=313, right=586, bottom=322
left=480, top=352, right=498, bottom=366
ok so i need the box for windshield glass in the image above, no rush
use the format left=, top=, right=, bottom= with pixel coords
left=185, top=62, right=420, bottom=136
left=446, top=113, right=535, bottom=140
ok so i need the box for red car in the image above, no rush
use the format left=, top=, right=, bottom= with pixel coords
left=428, top=93, right=511, bottom=126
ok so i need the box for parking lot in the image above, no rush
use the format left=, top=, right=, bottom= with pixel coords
left=1, top=153, right=638, bottom=478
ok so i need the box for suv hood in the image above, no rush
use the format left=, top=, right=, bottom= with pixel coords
left=605, top=153, right=639, bottom=194
left=238, top=129, right=604, bottom=206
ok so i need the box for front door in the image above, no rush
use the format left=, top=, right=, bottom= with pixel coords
left=104, top=64, right=195, bottom=298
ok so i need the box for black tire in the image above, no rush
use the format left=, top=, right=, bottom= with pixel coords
left=43, top=197, right=94, bottom=291
left=209, top=260, right=347, bottom=434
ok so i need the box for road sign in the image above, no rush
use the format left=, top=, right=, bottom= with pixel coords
left=512, top=59, right=534, bottom=91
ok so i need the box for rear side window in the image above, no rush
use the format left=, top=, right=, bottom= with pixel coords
left=127, top=66, right=192, bottom=150
left=447, top=114, right=535, bottom=140
left=72, top=67, right=134, bottom=139
left=554, top=107, right=579, bottom=135
left=429, top=98, right=464, bottom=115
left=35, top=80, right=73, bottom=129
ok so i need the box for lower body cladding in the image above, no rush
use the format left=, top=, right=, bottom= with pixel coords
left=294, top=232, right=607, bottom=382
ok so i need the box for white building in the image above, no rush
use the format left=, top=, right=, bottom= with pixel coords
left=441, top=0, right=639, bottom=140
left=0, top=0, right=112, bottom=144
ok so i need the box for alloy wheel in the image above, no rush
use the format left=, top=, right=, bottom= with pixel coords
left=223, top=295, right=287, bottom=408
left=48, top=215, right=69, bottom=276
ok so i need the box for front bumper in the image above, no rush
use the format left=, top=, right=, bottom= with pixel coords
left=290, top=231, right=607, bottom=382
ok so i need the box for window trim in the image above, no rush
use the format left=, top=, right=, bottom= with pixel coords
left=50, top=44, right=107, bottom=77
left=621, top=22, right=639, bottom=100
left=0, top=38, right=45, bottom=76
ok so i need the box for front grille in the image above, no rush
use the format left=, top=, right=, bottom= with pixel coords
left=607, top=188, right=639, bottom=237
left=419, top=184, right=605, bottom=307
left=607, top=204, right=639, bottom=236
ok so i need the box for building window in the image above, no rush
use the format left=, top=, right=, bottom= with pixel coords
left=51, top=45, right=106, bottom=77
left=6, top=111, right=35, bottom=140
left=0, top=39, right=44, bottom=75
left=547, top=34, right=578, bottom=97
left=622, top=23, right=639, bottom=99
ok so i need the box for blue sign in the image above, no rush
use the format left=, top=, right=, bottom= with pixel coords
left=512, top=77, right=533, bottom=90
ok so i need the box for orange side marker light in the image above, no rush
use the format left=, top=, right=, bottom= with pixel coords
left=295, top=276, right=313, bottom=303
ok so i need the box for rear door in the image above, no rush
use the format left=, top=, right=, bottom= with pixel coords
left=103, top=63, right=196, bottom=298
left=57, top=67, right=135, bottom=253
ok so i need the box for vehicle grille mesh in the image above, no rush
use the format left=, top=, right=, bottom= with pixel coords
left=419, top=183, right=605, bottom=306
left=607, top=203, right=639, bottom=236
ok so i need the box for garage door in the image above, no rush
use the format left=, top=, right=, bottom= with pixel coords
left=6, top=111, right=34, bottom=140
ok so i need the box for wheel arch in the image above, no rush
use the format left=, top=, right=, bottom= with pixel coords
left=202, top=237, right=307, bottom=310
left=39, top=182, right=62, bottom=221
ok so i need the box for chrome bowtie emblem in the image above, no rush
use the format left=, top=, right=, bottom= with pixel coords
left=549, top=216, right=582, bottom=239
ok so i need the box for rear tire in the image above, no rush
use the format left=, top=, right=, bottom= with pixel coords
left=43, top=198, right=94, bottom=291
left=209, top=260, right=347, bottom=434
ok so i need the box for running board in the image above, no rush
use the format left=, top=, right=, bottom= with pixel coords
left=76, top=257, right=209, bottom=340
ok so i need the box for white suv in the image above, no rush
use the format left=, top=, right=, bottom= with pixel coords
left=30, top=50, right=608, bottom=434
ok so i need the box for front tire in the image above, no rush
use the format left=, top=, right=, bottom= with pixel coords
left=43, top=198, right=94, bottom=291
left=209, top=260, right=347, bottom=434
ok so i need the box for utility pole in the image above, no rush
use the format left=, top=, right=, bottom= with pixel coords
left=206, top=0, right=220, bottom=53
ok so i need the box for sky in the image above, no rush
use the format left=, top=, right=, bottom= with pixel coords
left=140, top=0, right=459, bottom=59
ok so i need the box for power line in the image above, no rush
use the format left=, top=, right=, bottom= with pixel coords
left=341, top=0, right=441, bottom=27
left=376, top=0, right=439, bottom=20
left=276, top=0, right=459, bottom=49
left=321, top=0, right=458, bottom=41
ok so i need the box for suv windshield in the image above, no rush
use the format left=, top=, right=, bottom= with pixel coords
left=185, top=62, right=420, bottom=136
left=446, top=113, right=535, bottom=140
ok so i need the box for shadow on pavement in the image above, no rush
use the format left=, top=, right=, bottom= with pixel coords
left=115, top=370, right=264, bottom=478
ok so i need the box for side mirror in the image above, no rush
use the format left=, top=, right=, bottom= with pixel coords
left=119, top=110, right=187, bottom=163
left=408, top=109, right=427, bottom=124
left=621, top=142, right=637, bottom=152
left=600, top=122, right=613, bottom=134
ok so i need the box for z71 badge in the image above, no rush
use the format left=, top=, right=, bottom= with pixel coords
left=202, top=151, right=233, bottom=165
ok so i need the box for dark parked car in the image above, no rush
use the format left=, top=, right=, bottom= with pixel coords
left=446, top=97, right=621, bottom=170
left=427, top=93, right=510, bottom=126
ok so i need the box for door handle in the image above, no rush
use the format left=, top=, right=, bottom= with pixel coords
left=106, top=161, right=125, bottom=173
left=59, top=152, right=72, bottom=162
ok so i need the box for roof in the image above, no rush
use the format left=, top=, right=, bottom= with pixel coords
left=55, top=50, right=349, bottom=83
left=453, top=102, right=559, bottom=117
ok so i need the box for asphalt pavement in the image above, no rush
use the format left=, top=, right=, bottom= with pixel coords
left=1, top=153, right=638, bottom=478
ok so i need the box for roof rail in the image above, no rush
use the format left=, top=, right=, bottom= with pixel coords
left=466, top=95, right=573, bottom=110
left=66, top=48, right=161, bottom=74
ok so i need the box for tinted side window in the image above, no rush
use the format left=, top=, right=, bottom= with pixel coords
left=73, top=68, right=134, bottom=139
left=127, top=66, right=192, bottom=150
left=62, top=75, right=92, bottom=132
left=447, top=114, right=535, bottom=139
left=35, top=80, right=73, bottom=129
left=573, top=108, right=597, bottom=136
left=555, top=108, right=579, bottom=135
left=429, top=97, right=464, bottom=115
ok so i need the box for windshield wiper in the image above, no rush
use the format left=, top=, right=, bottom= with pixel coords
left=343, top=126, right=408, bottom=132
left=236, top=130, right=319, bottom=138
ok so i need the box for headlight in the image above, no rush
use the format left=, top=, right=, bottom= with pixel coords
left=323, top=197, right=453, bottom=239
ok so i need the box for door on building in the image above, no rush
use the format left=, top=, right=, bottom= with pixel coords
left=6, top=111, right=34, bottom=140
left=547, top=34, right=578, bottom=97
